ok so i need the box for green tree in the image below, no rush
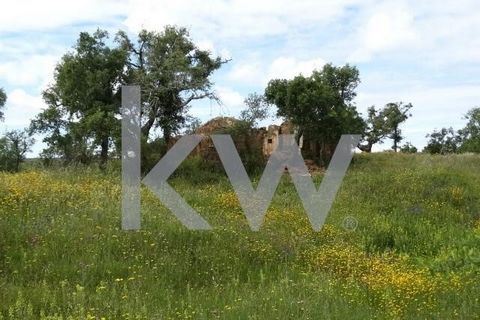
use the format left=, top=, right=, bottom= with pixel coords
left=400, top=142, right=417, bottom=153
left=0, top=129, right=34, bottom=172
left=0, top=137, right=13, bottom=171
left=423, top=127, right=459, bottom=154
left=360, top=103, right=413, bottom=152
left=240, top=93, right=270, bottom=128
left=183, top=117, right=202, bottom=135
left=116, top=26, right=227, bottom=145
left=30, top=30, right=128, bottom=166
left=359, top=105, right=391, bottom=152
left=382, top=102, right=413, bottom=152
left=264, top=63, right=364, bottom=163
left=458, top=107, right=480, bottom=153
left=30, top=96, right=90, bottom=164
left=0, top=88, right=6, bottom=120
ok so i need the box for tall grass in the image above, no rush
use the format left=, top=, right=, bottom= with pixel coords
left=0, top=153, right=479, bottom=319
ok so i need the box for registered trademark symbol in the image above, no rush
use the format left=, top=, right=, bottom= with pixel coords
left=342, top=216, right=358, bottom=232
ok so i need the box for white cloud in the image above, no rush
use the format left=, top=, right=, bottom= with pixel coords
left=0, top=89, right=47, bottom=157
left=227, top=63, right=262, bottom=84
left=196, top=40, right=215, bottom=53
left=123, top=0, right=364, bottom=39
left=364, top=10, right=415, bottom=51
left=348, top=0, right=480, bottom=65
left=216, top=86, right=244, bottom=110
left=188, top=87, right=244, bottom=119
left=0, top=0, right=127, bottom=33
left=1, top=89, right=45, bottom=128
left=0, top=54, right=59, bottom=89
left=2, top=0, right=479, bottom=68
left=266, top=57, right=326, bottom=81
left=196, top=39, right=231, bottom=60
left=350, top=2, right=417, bottom=62
left=228, top=57, right=325, bottom=86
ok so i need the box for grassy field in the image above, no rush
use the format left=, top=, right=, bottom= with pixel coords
left=0, top=153, right=479, bottom=319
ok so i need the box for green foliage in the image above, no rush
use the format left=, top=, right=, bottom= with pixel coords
left=0, top=87, right=6, bottom=120
left=458, top=107, right=480, bottom=153
left=359, top=103, right=412, bottom=153
left=359, top=106, right=389, bottom=152
left=212, top=120, right=266, bottom=174
left=424, top=127, right=460, bottom=154
left=116, top=26, right=227, bottom=144
left=382, top=102, right=412, bottom=152
left=265, top=63, right=364, bottom=163
left=30, top=29, right=127, bottom=165
left=31, top=26, right=227, bottom=166
left=400, top=142, right=417, bottom=153
left=183, top=116, right=202, bottom=135
left=425, top=107, right=480, bottom=155
left=0, top=129, right=34, bottom=172
left=170, top=156, right=224, bottom=184
left=140, top=136, right=167, bottom=174
left=0, top=137, right=14, bottom=171
left=240, top=93, right=270, bottom=127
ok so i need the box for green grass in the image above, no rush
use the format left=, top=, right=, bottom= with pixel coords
left=0, top=153, right=479, bottom=319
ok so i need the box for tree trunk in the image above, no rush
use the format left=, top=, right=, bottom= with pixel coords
left=13, top=141, right=20, bottom=172
left=141, top=117, right=155, bottom=141
left=15, top=156, right=20, bottom=172
left=100, top=137, right=109, bottom=168
left=163, top=128, right=172, bottom=150
left=318, top=140, right=326, bottom=166
left=393, top=127, right=398, bottom=152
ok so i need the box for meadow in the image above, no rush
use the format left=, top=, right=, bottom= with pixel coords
left=0, top=153, right=479, bottom=319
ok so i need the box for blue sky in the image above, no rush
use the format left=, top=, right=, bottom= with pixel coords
left=1, top=0, right=480, bottom=155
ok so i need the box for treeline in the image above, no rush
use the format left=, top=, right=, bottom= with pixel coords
left=0, top=25, right=477, bottom=172
left=30, top=27, right=227, bottom=168
left=424, top=108, right=480, bottom=154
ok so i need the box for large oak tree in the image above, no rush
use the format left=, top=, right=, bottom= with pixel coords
left=31, top=30, right=127, bottom=165
left=116, top=26, right=227, bottom=145
left=265, top=63, right=365, bottom=163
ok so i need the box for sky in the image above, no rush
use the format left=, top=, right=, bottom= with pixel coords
left=1, top=0, right=480, bottom=155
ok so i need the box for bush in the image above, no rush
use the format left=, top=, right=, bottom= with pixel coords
left=400, top=142, right=417, bottom=153
left=0, top=137, right=16, bottom=171
left=141, top=137, right=168, bottom=175
left=0, top=130, right=34, bottom=172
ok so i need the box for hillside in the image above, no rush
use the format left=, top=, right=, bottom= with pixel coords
left=0, top=153, right=479, bottom=319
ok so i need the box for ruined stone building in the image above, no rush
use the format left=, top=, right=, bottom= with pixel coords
left=192, top=117, right=262, bottom=161
left=262, top=122, right=296, bottom=156
left=192, top=116, right=311, bottom=160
